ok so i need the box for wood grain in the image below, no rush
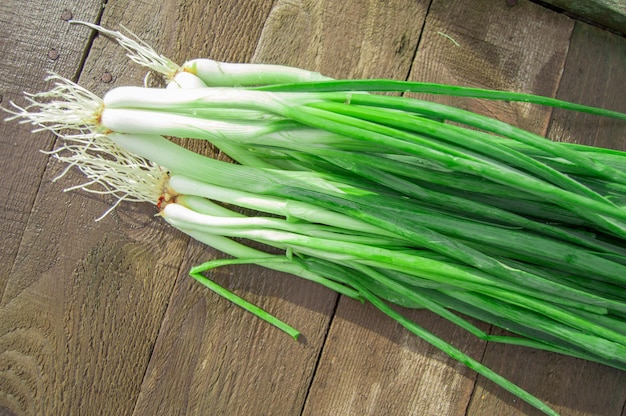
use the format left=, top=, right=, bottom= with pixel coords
left=135, top=0, right=430, bottom=414
left=0, top=0, right=102, bottom=301
left=253, top=0, right=426, bottom=79
left=0, top=155, right=188, bottom=416
left=132, top=241, right=337, bottom=415
left=113, top=1, right=335, bottom=414
left=0, top=1, right=191, bottom=414
left=0, top=2, right=104, bottom=414
left=301, top=1, right=581, bottom=415
left=408, top=0, right=573, bottom=135
left=303, top=298, right=485, bottom=416
left=538, top=0, right=626, bottom=34
left=0, top=0, right=625, bottom=415
left=468, top=21, right=626, bottom=416
left=549, top=22, right=626, bottom=150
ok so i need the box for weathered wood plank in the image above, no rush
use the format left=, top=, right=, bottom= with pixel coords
left=549, top=22, right=626, bottom=150
left=303, top=0, right=578, bottom=415
left=0, top=0, right=101, bottom=301
left=0, top=2, right=107, bottom=415
left=468, top=21, right=626, bottom=416
left=133, top=242, right=336, bottom=415
left=1, top=1, right=624, bottom=416
left=253, top=0, right=425, bottom=79
left=108, top=1, right=336, bottom=414
left=0, top=1, right=194, bottom=414
left=538, top=0, right=626, bottom=35
left=0, top=132, right=188, bottom=415
left=304, top=298, right=485, bottom=415
left=282, top=1, right=479, bottom=415
left=134, top=0, right=429, bottom=414
left=469, top=339, right=626, bottom=415
left=407, top=0, right=573, bottom=135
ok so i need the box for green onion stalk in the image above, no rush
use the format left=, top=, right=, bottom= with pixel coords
left=5, top=22, right=626, bottom=416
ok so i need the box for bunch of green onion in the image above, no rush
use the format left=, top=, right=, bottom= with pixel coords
left=6, top=22, right=626, bottom=416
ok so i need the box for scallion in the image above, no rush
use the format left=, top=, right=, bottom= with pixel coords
left=5, top=23, right=626, bottom=416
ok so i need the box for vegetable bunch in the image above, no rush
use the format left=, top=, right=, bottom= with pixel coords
left=6, top=22, right=626, bottom=416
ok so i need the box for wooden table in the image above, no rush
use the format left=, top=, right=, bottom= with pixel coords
left=1, top=0, right=625, bottom=415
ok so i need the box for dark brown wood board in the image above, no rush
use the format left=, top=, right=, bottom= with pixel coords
left=538, top=0, right=626, bottom=35
left=467, top=20, right=626, bottom=416
left=0, top=0, right=624, bottom=415
left=134, top=1, right=430, bottom=414
left=0, top=0, right=103, bottom=301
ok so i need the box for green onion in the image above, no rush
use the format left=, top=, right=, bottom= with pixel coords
left=181, top=58, right=332, bottom=87
left=6, top=23, right=626, bottom=416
